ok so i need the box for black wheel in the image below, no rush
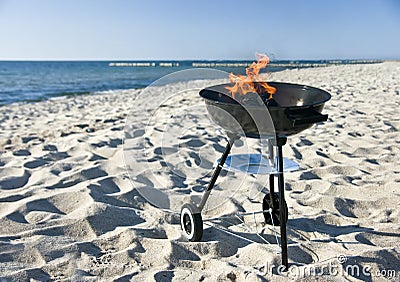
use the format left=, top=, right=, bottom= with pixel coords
left=180, top=203, right=203, bottom=242
left=262, top=192, right=288, bottom=226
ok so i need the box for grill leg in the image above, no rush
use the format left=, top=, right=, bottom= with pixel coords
left=277, top=141, right=288, bottom=270
left=269, top=174, right=275, bottom=209
left=198, top=134, right=238, bottom=211
left=268, top=139, right=275, bottom=208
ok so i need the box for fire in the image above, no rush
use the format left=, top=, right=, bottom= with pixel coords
left=225, top=52, right=276, bottom=99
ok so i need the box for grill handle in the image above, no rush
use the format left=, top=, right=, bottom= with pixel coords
left=286, top=109, right=328, bottom=126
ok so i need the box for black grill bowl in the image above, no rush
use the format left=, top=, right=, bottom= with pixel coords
left=199, top=82, right=331, bottom=138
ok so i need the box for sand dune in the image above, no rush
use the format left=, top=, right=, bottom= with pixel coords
left=0, top=62, right=399, bottom=281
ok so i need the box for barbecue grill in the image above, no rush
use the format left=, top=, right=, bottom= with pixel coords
left=180, top=82, right=331, bottom=269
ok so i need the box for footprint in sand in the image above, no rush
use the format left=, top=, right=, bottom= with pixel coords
left=133, top=129, right=145, bottom=138
left=43, top=144, right=58, bottom=152
left=0, top=167, right=31, bottom=190
left=21, top=136, right=38, bottom=144
left=3, top=197, right=68, bottom=225
left=48, top=166, right=108, bottom=189
left=0, top=194, right=27, bottom=203
left=88, top=177, right=121, bottom=194
left=12, top=149, right=31, bottom=156
left=24, top=159, right=48, bottom=169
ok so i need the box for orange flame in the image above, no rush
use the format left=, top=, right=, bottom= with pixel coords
left=225, top=52, right=276, bottom=99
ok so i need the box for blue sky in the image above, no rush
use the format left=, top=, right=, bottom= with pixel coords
left=0, top=0, right=399, bottom=60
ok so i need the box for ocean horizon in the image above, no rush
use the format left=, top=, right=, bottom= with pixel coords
left=0, top=59, right=382, bottom=105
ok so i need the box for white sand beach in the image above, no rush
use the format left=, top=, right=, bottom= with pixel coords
left=0, top=62, right=399, bottom=281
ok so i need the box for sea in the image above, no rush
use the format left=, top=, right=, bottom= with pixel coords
left=0, top=60, right=381, bottom=106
